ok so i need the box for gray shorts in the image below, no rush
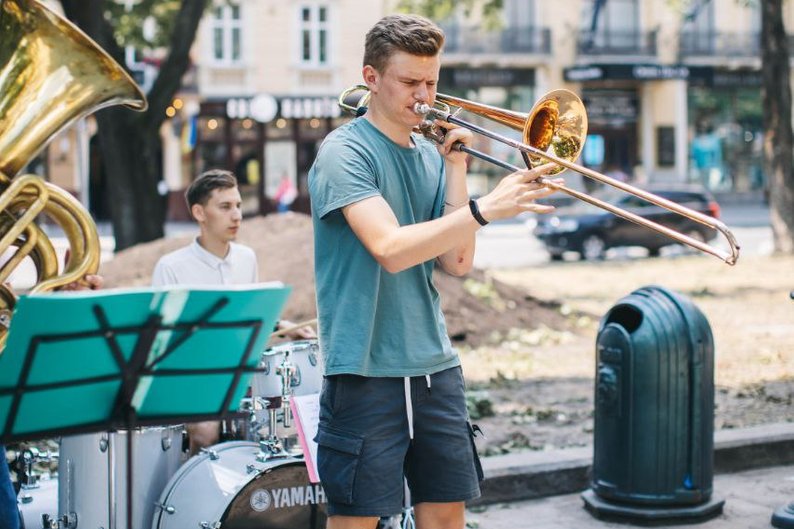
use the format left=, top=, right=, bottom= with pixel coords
left=314, top=366, right=483, bottom=517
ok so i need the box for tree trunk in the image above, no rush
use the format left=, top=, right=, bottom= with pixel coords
left=96, top=109, right=165, bottom=250
left=761, top=0, right=794, bottom=253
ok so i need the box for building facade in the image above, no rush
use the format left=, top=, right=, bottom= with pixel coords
left=161, top=0, right=390, bottom=219
left=438, top=0, right=794, bottom=197
left=40, top=0, right=794, bottom=219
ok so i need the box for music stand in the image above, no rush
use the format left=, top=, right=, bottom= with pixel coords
left=0, top=283, right=291, bottom=528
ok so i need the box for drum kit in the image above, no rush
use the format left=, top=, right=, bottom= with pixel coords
left=15, top=340, right=327, bottom=529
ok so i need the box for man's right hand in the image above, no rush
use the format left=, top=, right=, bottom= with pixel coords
left=477, top=163, right=564, bottom=222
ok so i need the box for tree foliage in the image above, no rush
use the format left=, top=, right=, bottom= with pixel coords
left=396, top=0, right=503, bottom=27
left=104, top=0, right=182, bottom=50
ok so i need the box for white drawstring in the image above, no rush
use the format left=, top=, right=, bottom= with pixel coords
left=405, top=375, right=432, bottom=440
left=404, top=377, right=414, bottom=440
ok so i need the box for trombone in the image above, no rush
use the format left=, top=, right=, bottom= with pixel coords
left=338, top=85, right=740, bottom=266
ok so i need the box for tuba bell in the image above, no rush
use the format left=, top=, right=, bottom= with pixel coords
left=0, top=0, right=147, bottom=351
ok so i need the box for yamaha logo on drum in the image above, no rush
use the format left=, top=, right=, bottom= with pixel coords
left=250, top=484, right=327, bottom=512
left=250, top=489, right=272, bottom=512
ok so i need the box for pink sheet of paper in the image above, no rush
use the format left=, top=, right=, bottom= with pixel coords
left=290, top=393, right=321, bottom=483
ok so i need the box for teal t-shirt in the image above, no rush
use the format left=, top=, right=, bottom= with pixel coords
left=308, top=118, right=459, bottom=377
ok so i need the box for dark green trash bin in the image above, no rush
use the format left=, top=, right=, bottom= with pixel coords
left=582, top=285, right=725, bottom=522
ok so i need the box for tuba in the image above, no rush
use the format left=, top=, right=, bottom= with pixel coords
left=0, top=0, right=147, bottom=351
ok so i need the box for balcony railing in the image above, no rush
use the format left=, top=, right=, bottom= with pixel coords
left=441, top=25, right=552, bottom=55
left=577, top=29, right=657, bottom=57
left=679, top=31, right=761, bottom=57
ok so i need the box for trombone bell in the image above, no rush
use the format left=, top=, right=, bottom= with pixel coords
left=435, top=89, right=588, bottom=176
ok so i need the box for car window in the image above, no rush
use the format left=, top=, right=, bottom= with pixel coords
left=659, top=190, right=709, bottom=202
left=620, top=195, right=652, bottom=208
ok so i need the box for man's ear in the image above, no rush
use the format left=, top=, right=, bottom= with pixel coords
left=363, top=65, right=379, bottom=93
left=191, top=203, right=205, bottom=222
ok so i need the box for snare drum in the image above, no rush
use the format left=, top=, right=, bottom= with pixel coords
left=252, top=340, right=323, bottom=401
left=152, top=441, right=327, bottom=529
left=58, top=425, right=184, bottom=529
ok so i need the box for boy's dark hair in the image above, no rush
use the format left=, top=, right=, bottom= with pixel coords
left=363, top=14, right=445, bottom=72
left=185, top=169, right=238, bottom=212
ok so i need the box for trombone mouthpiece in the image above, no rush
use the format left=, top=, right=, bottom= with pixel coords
left=414, top=102, right=431, bottom=116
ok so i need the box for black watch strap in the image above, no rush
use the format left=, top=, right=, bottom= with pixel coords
left=468, top=198, right=489, bottom=226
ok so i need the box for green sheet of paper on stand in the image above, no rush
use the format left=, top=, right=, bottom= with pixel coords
left=0, top=283, right=290, bottom=442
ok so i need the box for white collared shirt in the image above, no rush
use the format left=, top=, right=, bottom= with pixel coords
left=152, top=238, right=258, bottom=286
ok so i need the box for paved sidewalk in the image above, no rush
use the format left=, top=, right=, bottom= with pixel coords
left=467, top=464, right=794, bottom=529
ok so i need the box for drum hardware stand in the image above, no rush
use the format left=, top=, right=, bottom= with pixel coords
left=256, top=358, right=304, bottom=462
left=256, top=406, right=289, bottom=461
left=255, top=355, right=297, bottom=461
left=16, top=446, right=57, bottom=500
left=276, top=359, right=297, bottom=428
left=16, top=446, right=68, bottom=527
left=41, top=512, right=77, bottom=529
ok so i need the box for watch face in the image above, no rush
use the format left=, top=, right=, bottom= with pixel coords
left=250, top=489, right=272, bottom=512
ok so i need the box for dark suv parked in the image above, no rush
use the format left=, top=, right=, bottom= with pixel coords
left=533, top=186, right=721, bottom=261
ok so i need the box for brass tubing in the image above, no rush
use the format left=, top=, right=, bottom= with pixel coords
left=417, top=100, right=741, bottom=265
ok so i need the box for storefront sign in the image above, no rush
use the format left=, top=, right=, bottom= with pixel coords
left=564, top=64, right=691, bottom=82
left=689, top=68, right=763, bottom=88
left=215, top=94, right=342, bottom=122
left=565, top=64, right=762, bottom=88
left=227, top=94, right=278, bottom=122
left=564, top=66, right=604, bottom=82
left=440, top=67, right=535, bottom=88
left=280, top=97, right=341, bottom=119
left=632, top=65, right=690, bottom=80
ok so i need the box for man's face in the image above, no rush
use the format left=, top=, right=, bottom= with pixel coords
left=192, top=186, right=243, bottom=243
left=365, top=51, right=441, bottom=130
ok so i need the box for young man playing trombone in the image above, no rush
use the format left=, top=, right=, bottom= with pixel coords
left=308, top=14, right=562, bottom=529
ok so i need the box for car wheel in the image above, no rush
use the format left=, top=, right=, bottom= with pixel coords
left=647, top=247, right=661, bottom=257
left=580, top=235, right=606, bottom=261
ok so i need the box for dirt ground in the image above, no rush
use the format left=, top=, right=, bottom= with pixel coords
left=100, top=213, right=571, bottom=347
left=465, top=253, right=794, bottom=456
left=100, top=213, right=794, bottom=458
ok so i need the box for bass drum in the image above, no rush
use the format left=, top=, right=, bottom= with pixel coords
left=152, top=441, right=327, bottom=529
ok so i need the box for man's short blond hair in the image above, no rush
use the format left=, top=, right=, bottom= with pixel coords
left=364, top=14, right=445, bottom=73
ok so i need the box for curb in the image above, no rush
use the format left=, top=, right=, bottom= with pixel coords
left=471, top=422, right=794, bottom=507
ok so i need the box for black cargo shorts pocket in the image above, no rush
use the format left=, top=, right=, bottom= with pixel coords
left=315, top=424, right=364, bottom=504
left=468, top=421, right=485, bottom=482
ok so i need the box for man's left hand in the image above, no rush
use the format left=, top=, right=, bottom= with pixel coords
left=434, top=120, right=473, bottom=166
left=277, top=319, right=316, bottom=340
